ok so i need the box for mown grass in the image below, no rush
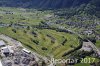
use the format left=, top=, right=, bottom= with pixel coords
left=0, top=27, right=79, bottom=58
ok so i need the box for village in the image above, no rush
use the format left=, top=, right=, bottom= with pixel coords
left=0, top=34, right=40, bottom=66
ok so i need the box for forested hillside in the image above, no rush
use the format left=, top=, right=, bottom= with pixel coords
left=0, top=0, right=99, bottom=17
left=0, top=0, right=91, bottom=8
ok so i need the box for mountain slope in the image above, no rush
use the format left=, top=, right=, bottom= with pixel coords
left=0, top=0, right=92, bottom=8
left=0, top=0, right=99, bottom=17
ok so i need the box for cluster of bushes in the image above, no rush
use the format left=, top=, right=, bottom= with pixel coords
left=47, top=34, right=56, bottom=43
left=31, top=31, right=37, bottom=37
left=41, top=47, right=48, bottom=50
left=30, top=38, right=39, bottom=45
left=12, top=29, right=16, bottom=33
left=61, top=39, right=67, bottom=45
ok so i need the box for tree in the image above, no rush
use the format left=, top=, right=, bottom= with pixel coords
left=12, top=29, right=16, bottom=33
left=42, top=61, right=46, bottom=66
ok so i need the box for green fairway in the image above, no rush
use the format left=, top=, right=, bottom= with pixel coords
left=0, top=27, right=80, bottom=58
left=0, top=7, right=82, bottom=59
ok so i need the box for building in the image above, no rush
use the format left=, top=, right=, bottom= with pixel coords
left=1, top=46, right=14, bottom=57
left=84, top=30, right=93, bottom=36
left=1, top=47, right=10, bottom=57
left=23, top=48, right=31, bottom=54
left=0, top=61, right=3, bottom=66
left=7, top=46, right=14, bottom=53
left=81, top=42, right=92, bottom=52
left=0, top=40, right=6, bottom=47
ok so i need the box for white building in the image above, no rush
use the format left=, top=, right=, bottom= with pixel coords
left=81, top=42, right=92, bottom=52
left=1, top=46, right=14, bottom=56
left=0, top=61, right=3, bottom=66
left=84, top=30, right=93, bottom=36
left=0, top=40, right=6, bottom=47
left=1, top=47, right=10, bottom=53
left=7, top=46, right=14, bottom=53
left=23, top=48, right=31, bottom=54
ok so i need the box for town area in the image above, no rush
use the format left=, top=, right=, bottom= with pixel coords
left=0, top=34, right=40, bottom=66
